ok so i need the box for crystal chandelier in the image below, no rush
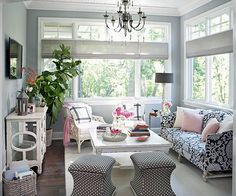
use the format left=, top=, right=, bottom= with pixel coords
left=104, top=0, right=146, bottom=37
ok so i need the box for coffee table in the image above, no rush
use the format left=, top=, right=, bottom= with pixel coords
left=89, top=129, right=172, bottom=168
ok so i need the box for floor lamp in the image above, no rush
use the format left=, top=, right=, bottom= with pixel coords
left=155, top=73, right=174, bottom=113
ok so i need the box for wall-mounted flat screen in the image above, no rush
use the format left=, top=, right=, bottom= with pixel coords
left=9, top=38, right=22, bottom=79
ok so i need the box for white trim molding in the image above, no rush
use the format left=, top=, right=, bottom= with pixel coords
left=25, top=0, right=212, bottom=16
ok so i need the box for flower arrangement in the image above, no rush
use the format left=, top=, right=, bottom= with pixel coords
left=22, top=67, right=38, bottom=103
left=112, top=106, right=134, bottom=119
left=162, top=101, right=172, bottom=113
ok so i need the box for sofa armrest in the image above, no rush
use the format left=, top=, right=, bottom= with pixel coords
left=160, top=112, right=176, bottom=128
left=204, top=130, right=233, bottom=172
left=92, top=115, right=105, bottom=123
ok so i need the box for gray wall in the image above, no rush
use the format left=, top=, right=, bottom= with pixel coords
left=1, top=1, right=27, bottom=178
left=27, top=10, right=181, bottom=133
left=180, top=0, right=232, bottom=107
left=0, top=2, right=3, bottom=191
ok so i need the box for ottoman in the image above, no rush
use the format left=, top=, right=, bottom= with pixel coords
left=130, top=151, right=176, bottom=196
left=68, top=154, right=116, bottom=196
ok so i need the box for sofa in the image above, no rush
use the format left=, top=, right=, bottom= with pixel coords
left=160, top=108, right=233, bottom=181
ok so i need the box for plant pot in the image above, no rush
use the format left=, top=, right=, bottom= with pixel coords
left=46, top=128, right=53, bottom=147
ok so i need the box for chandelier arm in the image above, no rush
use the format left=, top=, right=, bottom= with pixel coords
left=113, top=17, right=123, bottom=32
left=130, top=17, right=142, bottom=29
left=133, top=20, right=146, bottom=31
left=105, top=17, right=121, bottom=31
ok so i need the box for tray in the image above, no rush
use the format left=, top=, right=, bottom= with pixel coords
left=102, top=132, right=127, bottom=142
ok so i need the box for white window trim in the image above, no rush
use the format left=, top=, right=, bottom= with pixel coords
left=183, top=2, right=233, bottom=109
left=38, top=17, right=172, bottom=104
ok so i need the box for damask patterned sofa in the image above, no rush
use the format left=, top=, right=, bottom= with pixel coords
left=160, top=109, right=233, bottom=181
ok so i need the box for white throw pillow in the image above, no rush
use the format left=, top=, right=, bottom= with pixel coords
left=173, top=106, right=199, bottom=128
left=69, top=106, right=92, bottom=124
left=217, top=115, right=233, bottom=133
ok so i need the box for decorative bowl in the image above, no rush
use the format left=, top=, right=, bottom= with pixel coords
left=135, top=135, right=149, bottom=142
left=102, top=132, right=127, bottom=142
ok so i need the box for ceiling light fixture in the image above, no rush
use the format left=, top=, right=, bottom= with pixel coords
left=104, top=0, right=146, bottom=37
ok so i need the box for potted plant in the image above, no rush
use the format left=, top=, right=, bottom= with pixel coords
left=36, top=44, right=81, bottom=146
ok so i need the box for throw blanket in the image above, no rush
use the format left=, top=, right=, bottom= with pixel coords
left=63, top=117, right=72, bottom=146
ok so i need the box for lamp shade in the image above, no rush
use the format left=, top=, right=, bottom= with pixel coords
left=155, top=73, right=173, bottom=83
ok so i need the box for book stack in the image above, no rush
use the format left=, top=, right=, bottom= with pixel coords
left=97, top=124, right=112, bottom=134
left=128, top=123, right=150, bottom=137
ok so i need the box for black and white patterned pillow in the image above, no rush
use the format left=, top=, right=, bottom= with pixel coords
left=69, top=106, right=92, bottom=123
left=161, top=112, right=176, bottom=128
left=202, top=111, right=230, bottom=129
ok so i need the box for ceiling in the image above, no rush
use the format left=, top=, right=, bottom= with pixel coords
left=23, top=0, right=212, bottom=16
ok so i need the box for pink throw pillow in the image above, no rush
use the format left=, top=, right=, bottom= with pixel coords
left=201, top=118, right=219, bottom=142
left=181, top=110, right=203, bottom=133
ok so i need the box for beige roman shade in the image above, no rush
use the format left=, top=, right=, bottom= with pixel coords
left=186, top=29, right=233, bottom=58
left=41, top=39, right=169, bottom=59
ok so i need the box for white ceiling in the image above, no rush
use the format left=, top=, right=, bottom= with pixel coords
left=23, top=0, right=212, bottom=16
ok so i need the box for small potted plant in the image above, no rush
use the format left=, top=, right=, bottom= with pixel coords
left=36, top=44, right=81, bottom=146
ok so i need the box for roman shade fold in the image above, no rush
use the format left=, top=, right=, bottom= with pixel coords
left=186, top=29, right=233, bottom=58
left=41, top=40, right=169, bottom=59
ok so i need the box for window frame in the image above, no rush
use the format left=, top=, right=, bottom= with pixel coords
left=183, top=2, right=233, bottom=109
left=38, top=17, right=172, bottom=104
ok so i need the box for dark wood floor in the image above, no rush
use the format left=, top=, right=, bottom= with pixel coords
left=32, top=140, right=66, bottom=196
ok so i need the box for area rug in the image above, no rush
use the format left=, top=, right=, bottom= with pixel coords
left=65, top=141, right=232, bottom=196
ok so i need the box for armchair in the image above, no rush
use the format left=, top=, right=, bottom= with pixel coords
left=63, top=102, right=105, bottom=153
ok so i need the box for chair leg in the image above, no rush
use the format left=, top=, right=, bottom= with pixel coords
left=77, top=142, right=81, bottom=153
left=178, top=154, right=183, bottom=162
left=202, top=170, right=208, bottom=182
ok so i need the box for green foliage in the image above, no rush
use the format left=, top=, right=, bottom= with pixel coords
left=192, top=57, right=206, bottom=100
left=80, top=59, right=135, bottom=97
left=36, top=44, right=81, bottom=128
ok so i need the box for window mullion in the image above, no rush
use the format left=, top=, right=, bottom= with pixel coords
left=135, top=60, right=141, bottom=98
left=206, top=56, right=211, bottom=103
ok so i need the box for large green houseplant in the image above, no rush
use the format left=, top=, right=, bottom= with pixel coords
left=36, top=44, right=81, bottom=129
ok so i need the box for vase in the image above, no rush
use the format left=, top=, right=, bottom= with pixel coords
left=112, top=117, right=125, bottom=130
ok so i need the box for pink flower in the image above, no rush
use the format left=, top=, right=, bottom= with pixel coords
left=110, top=129, right=122, bottom=135
left=163, top=101, right=172, bottom=108
left=113, top=106, right=134, bottom=119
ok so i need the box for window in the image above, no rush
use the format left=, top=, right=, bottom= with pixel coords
left=189, top=54, right=230, bottom=105
left=141, top=59, right=165, bottom=97
left=78, top=59, right=135, bottom=98
left=186, top=8, right=230, bottom=41
left=185, top=6, right=232, bottom=107
left=40, top=19, right=171, bottom=101
left=191, top=57, right=206, bottom=100
left=43, top=23, right=73, bottom=39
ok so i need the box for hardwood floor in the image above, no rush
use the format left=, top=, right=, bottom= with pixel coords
left=33, top=140, right=65, bottom=196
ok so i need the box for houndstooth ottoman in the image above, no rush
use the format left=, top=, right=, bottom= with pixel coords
left=130, top=151, right=176, bottom=196
left=68, top=154, right=116, bottom=196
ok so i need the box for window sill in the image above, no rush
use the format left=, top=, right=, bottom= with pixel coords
left=183, top=100, right=233, bottom=112
left=65, top=97, right=163, bottom=106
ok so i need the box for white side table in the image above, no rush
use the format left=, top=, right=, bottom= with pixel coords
left=6, top=106, right=47, bottom=174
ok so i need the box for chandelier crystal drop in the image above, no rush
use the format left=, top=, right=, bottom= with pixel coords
left=104, top=0, right=146, bottom=37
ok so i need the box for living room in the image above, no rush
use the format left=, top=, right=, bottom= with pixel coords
left=0, top=0, right=235, bottom=195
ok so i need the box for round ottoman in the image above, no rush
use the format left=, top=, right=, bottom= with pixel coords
left=130, top=151, right=176, bottom=196
left=68, top=154, right=116, bottom=196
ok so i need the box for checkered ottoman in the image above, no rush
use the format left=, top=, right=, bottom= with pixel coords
left=68, top=154, right=116, bottom=196
left=130, top=151, right=176, bottom=196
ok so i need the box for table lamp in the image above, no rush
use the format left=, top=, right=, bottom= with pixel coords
left=155, top=73, right=173, bottom=112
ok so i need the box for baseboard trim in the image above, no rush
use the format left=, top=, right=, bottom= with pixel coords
left=52, top=132, right=64, bottom=140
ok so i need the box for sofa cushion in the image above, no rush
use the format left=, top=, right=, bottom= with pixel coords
left=201, top=118, right=220, bottom=142
left=202, top=111, right=230, bottom=129
left=173, top=106, right=199, bottom=128
left=218, top=115, right=233, bottom=133
left=161, top=112, right=176, bottom=128
left=181, top=111, right=203, bottom=133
